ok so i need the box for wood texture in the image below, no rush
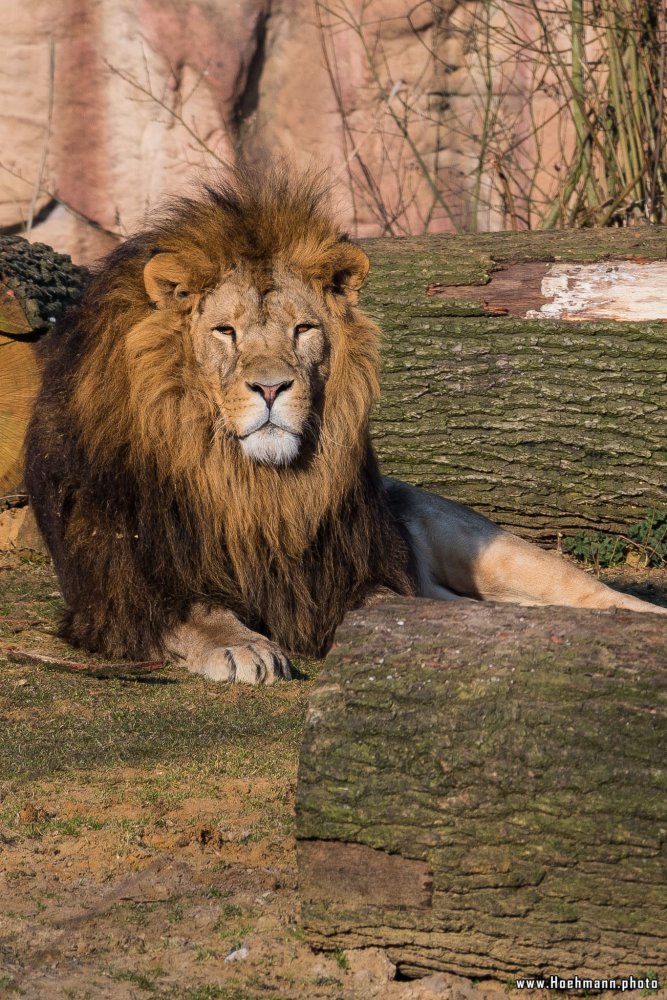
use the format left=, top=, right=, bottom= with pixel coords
left=427, top=260, right=667, bottom=321
left=296, top=596, right=667, bottom=980
left=363, top=227, right=667, bottom=540
left=0, top=335, right=39, bottom=497
left=0, top=238, right=87, bottom=500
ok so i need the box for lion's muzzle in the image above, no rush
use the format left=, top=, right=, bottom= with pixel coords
left=246, top=378, right=294, bottom=409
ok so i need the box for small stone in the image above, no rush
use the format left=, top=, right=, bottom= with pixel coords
left=345, top=947, right=396, bottom=982
left=224, top=944, right=249, bottom=962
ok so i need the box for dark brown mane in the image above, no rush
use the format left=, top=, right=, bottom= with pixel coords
left=25, top=166, right=415, bottom=659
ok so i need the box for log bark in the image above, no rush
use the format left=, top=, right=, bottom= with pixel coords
left=296, top=596, right=667, bottom=980
left=363, top=226, right=667, bottom=540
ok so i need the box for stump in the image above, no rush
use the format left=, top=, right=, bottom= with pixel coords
left=296, top=596, right=667, bottom=980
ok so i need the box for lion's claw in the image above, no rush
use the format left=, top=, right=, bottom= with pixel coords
left=198, top=640, right=292, bottom=685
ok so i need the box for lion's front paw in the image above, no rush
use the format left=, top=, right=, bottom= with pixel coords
left=194, top=639, right=293, bottom=685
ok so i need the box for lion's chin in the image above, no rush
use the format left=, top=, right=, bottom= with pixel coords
left=239, top=425, right=301, bottom=466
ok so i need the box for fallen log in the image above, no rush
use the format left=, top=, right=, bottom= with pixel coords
left=296, top=596, right=667, bottom=980
left=0, top=236, right=87, bottom=498
left=0, top=229, right=665, bottom=541
left=364, top=226, right=667, bottom=540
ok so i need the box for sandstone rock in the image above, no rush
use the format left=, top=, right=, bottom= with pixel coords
left=345, top=946, right=396, bottom=986
left=0, top=1, right=571, bottom=263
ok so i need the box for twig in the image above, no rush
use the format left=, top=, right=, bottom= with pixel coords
left=0, top=161, right=123, bottom=239
left=3, top=646, right=166, bottom=679
left=105, top=59, right=230, bottom=167
left=0, top=619, right=45, bottom=634
left=649, top=30, right=666, bottom=220
left=26, top=37, right=55, bottom=237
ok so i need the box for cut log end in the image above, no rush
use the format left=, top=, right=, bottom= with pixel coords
left=0, top=336, right=39, bottom=497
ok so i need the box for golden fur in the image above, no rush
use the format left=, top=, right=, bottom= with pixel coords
left=73, top=172, right=383, bottom=590
left=26, top=166, right=414, bottom=661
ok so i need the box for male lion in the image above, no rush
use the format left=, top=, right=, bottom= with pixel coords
left=25, top=168, right=665, bottom=683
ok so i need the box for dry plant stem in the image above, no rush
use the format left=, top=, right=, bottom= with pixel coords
left=319, top=1, right=462, bottom=233
left=4, top=646, right=164, bottom=678
left=529, top=1, right=598, bottom=228
left=604, top=4, right=641, bottom=198
left=105, top=60, right=230, bottom=167
left=469, top=1, right=496, bottom=233
left=649, top=32, right=666, bottom=218
left=570, top=0, right=596, bottom=213
left=0, top=161, right=122, bottom=239
left=315, top=2, right=359, bottom=233
left=26, top=37, right=55, bottom=238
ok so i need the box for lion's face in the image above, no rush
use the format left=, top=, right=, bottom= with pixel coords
left=191, top=266, right=329, bottom=466
left=135, top=230, right=372, bottom=479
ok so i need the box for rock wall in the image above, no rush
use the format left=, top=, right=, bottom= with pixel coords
left=1, top=1, right=566, bottom=264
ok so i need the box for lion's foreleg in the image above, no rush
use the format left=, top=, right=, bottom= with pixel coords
left=385, top=478, right=666, bottom=615
left=164, top=604, right=293, bottom=684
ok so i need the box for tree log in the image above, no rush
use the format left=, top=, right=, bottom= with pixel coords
left=364, top=226, right=667, bottom=540
left=296, top=596, right=667, bottom=980
left=0, top=236, right=87, bottom=499
left=1, top=228, right=666, bottom=540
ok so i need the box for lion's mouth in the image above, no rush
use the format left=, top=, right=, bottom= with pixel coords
left=238, top=416, right=299, bottom=440
left=239, top=423, right=301, bottom=466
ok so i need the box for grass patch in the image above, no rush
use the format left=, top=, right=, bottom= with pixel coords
left=167, top=902, right=185, bottom=924
left=0, top=556, right=319, bottom=784
left=332, top=949, right=348, bottom=971
left=216, top=922, right=254, bottom=943
left=563, top=510, right=667, bottom=570
left=0, top=977, right=23, bottom=994
left=173, top=988, right=282, bottom=1000
left=108, top=966, right=166, bottom=992
left=0, top=555, right=326, bottom=1000
left=0, top=669, right=311, bottom=781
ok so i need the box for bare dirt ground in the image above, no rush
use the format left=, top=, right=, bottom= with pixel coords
left=1, top=552, right=666, bottom=1000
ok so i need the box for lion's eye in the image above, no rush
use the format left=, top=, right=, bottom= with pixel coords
left=212, top=324, right=236, bottom=340
left=294, top=323, right=317, bottom=336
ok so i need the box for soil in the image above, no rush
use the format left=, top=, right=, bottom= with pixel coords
left=1, top=552, right=665, bottom=1000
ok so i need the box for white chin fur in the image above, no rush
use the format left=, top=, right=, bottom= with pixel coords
left=240, top=426, right=301, bottom=466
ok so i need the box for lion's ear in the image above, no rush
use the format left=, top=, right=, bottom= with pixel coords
left=327, top=242, right=370, bottom=301
left=144, top=252, right=197, bottom=311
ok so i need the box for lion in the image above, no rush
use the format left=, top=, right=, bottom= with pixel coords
left=24, top=167, right=665, bottom=684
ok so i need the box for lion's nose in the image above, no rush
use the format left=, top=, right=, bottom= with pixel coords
left=247, top=380, right=294, bottom=409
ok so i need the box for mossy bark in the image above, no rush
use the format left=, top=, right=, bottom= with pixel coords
left=296, top=596, right=667, bottom=980
left=362, top=228, right=667, bottom=540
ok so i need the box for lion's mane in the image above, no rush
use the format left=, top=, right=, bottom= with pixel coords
left=25, top=167, right=415, bottom=659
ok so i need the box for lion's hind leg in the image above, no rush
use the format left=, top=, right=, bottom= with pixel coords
left=164, top=605, right=293, bottom=684
left=384, top=477, right=667, bottom=616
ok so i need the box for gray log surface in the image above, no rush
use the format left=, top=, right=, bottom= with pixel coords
left=296, top=596, right=667, bottom=980
left=363, top=227, right=667, bottom=540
